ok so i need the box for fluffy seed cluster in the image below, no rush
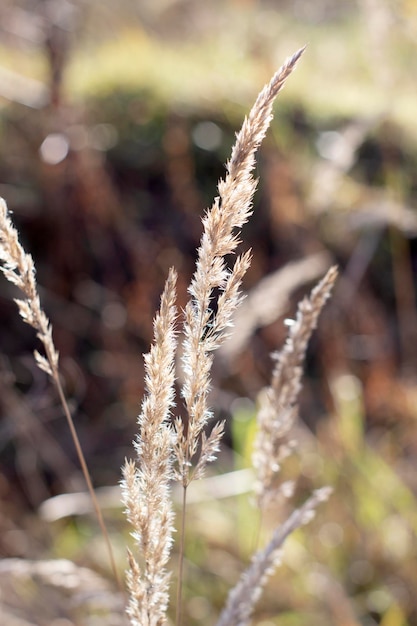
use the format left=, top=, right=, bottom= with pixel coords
left=119, top=46, right=337, bottom=626
left=0, top=197, right=58, bottom=375
left=121, top=269, right=178, bottom=626
left=253, top=265, right=338, bottom=507
left=176, top=46, right=306, bottom=487
left=0, top=196, right=122, bottom=591
left=0, top=47, right=337, bottom=626
left=216, top=487, right=332, bottom=626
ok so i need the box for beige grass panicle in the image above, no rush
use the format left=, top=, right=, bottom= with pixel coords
left=0, top=197, right=58, bottom=376
left=175, top=46, right=306, bottom=489
left=253, top=265, right=338, bottom=508
left=0, top=45, right=336, bottom=626
left=121, top=46, right=337, bottom=626
left=216, top=486, right=332, bottom=626
left=0, top=196, right=121, bottom=592
left=213, top=268, right=337, bottom=626
left=121, top=268, right=178, bottom=626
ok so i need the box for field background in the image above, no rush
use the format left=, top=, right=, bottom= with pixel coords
left=1, top=1, right=417, bottom=624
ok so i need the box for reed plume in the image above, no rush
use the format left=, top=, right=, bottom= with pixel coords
left=121, top=268, right=177, bottom=626
left=0, top=196, right=121, bottom=592
left=122, top=47, right=311, bottom=626
left=0, top=45, right=339, bottom=626
left=175, top=46, right=306, bottom=488
left=214, top=267, right=337, bottom=626
left=253, top=265, right=338, bottom=507
left=216, top=486, right=332, bottom=626
left=0, top=197, right=58, bottom=376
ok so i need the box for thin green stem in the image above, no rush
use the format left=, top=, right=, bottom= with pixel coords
left=51, top=362, right=124, bottom=597
left=176, top=484, right=188, bottom=626
left=252, top=507, right=263, bottom=553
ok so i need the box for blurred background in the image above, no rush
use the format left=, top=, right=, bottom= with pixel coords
left=1, top=0, right=417, bottom=624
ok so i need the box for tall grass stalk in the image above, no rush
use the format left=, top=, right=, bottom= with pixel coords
left=0, top=46, right=338, bottom=626
left=172, top=46, right=306, bottom=623
left=121, top=268, right=177, bottom=625
left=253, top=265, right=338, bottom=511
left=0, top=197, right=122, bottom=593
left=121, top=46, right=336, bottom=626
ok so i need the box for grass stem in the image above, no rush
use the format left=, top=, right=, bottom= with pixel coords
left=52, top=367, right=124, bottom=595
left=176, top=484, right=188, bottom=626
